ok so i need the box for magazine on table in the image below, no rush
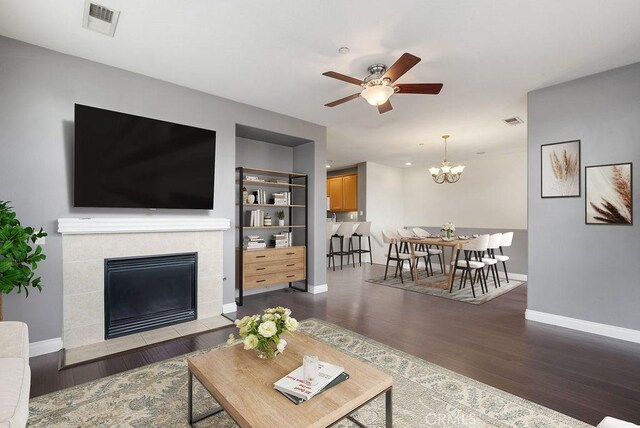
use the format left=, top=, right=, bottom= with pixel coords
left=273, top=361, right=345, bottom=402
left=278, top=372, right=350, bottom=405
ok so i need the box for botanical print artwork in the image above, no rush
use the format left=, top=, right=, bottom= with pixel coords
left=541, top=140, right=581, bottom=197
left=586, top=163, right=633, bottom=224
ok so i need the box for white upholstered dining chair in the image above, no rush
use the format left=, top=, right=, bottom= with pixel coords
left=382, top=229, right=413, bottom=283
left=496, top=232, right=514, bottom=283
left=450, top=234, right=490, bottom=298
left=482, top=233, right=502, bottom=288
left=412, top=227, right=444, bottom=274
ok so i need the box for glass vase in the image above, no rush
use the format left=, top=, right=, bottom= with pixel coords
left=255, top=341, right=278, bottom=359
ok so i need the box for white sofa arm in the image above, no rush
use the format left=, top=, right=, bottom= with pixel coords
left=0, top=322, right=29, bottom=359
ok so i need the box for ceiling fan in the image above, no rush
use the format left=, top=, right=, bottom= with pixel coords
left=322, top=52, right=443, bottom=114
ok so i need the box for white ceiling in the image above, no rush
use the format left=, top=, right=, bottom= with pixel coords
left=1, top=0, right=639, bottom=169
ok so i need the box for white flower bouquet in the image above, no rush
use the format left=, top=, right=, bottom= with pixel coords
left=441, top=222, right=456, bottom=239
left=228, top=307, right=298, bottom=359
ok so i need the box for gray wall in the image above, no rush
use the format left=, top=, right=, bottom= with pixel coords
left=408, top=227, right=527, bottom=275
left=0, top=36, right=327, bottom=342
left=236, top=137, right=294, bottom=172
left=528, top=62, right=639, bottom=330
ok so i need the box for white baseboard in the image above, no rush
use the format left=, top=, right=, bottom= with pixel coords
left=525, top=309, right=640, bottom=344
left=222, top=302, right=237, bottom=314
left=30, top=337, right=63, bottom=357
left=308, top=283, right=328, bottom=294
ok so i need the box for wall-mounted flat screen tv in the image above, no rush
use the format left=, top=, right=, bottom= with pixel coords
left=74, top=104, right=216, bottom=209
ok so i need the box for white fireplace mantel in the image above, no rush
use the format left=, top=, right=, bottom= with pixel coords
left=58, top=217, right=231, bottom=235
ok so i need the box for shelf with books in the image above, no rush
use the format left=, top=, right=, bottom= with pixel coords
left=236, top=166, right=308, bottom=306
left=241, top=180, right=306, bottom=188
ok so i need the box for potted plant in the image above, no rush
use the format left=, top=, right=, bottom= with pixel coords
left=0, top=201, right=47, bottom=320
left=276, top=210, right=285, bottom=226
left=441, top=222, right=456, bottom=240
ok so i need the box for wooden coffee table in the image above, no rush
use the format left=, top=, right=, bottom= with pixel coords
left=187, top=332, right=393, bottom=427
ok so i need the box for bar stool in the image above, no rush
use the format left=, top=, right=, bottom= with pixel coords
left=326, top=222, right=337, bottom=270
left=330, top=222, right=357, bottom=270
left=352, top=221, right=373, bottom=266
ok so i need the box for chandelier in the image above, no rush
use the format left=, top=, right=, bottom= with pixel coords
left=429, top=135, right=465, bottom=184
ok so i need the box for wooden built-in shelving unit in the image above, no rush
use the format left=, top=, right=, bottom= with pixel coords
left=236, top=167, right=308, bottom=306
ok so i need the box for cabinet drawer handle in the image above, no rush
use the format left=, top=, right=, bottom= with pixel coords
left=256, top=255, right=266, bottom=258
left=256, top=279, right=266, bottom=283
left=286, top=264, right=295, bottom=267
left=286, top=274, right=295, bottom=278
left=286, top=252, right=295, bottom=255
left=256, top=267, right=266, bottom=271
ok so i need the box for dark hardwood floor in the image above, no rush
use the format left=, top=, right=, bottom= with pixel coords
left=30, top=264, right=640, bottom=425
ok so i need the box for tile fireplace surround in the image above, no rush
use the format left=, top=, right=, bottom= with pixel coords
left=58, top=217, right=230, bottom=350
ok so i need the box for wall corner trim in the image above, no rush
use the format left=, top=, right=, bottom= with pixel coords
left=222, top=302, right=237, bottom=314
left=30, top=337, right=64, bottom=357
left=525, top=309, right=640, bottom=344
left=308, top=283, right=328, bottom=294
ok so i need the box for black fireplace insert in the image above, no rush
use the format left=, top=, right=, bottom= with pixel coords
left=104, top=252, right=197, bottom=339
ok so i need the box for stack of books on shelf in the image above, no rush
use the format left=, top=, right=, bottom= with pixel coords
left=271, top=192, right=291, bottom=205
left=252, top=189, right=268, bottom=204
left=273, top=361, right=348, bottom=405
left=246, top=210, right=266, bottom=227
left=244, top=236, right=266, bottom=250
left=271, top=233, right=288, bottom=248
left=245, top=175, right=262, bottom=182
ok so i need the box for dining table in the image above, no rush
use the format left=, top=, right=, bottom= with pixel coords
left=401, top=237, right=472, bottom=291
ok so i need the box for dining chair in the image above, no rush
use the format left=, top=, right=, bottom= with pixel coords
left=382, top=229, right=414, bottom=283
left=496, top=232, right=514, bottom=283
left=450, top=234, right=490, bottom=298
left=332, top=222, right=358, bottom=270
left=352, top=221, right=373, bottom=266
left=326, top=222, right=337, bottom=270
left=412, top=227, right=444, bottom=274
left=482, top=233, right=502, bottom=288
left=396, top=228, right=432, bottom=276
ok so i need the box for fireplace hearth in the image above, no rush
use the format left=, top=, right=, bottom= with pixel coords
left=104, top=253, right=197, bottom=339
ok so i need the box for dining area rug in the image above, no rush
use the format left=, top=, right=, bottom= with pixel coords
left=27, top=319, right=587, bottom=428
left=366, top=272, right=524, bottom=304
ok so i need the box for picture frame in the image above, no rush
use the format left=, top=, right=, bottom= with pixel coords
left=585, top=162, right=633, bottom=225
left=541, top=140, right=581, bottom=198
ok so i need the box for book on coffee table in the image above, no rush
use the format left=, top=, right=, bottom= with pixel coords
left=273, top=361, right=344, bottom=402
left=279, top=372, right=350, bottom=405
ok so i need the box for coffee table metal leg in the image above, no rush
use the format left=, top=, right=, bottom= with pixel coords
left=188, top=369, right=225, bottom=426
left=188, top=370, right=193, bottom=425
left=386, top=387, right=393, bottom=427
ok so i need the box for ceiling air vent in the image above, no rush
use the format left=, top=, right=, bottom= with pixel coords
left=502, top=116, right=524, bottom=126
left=82, top=0, right=120, bottom=37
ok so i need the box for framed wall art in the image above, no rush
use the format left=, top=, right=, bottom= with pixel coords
left=541, top=140, right=581, bottom=198
left=585, top=162, right=633, bottom=225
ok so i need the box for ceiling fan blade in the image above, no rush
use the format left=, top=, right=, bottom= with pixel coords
left=322, top=71, right=364, bottom=86
left=396, top=83, right=443, bottom=94
left=325, top=93, right=361, bottom=107
left=378, top=100, right=393, bottom=114
left=382, top=53, right=421, bottom=82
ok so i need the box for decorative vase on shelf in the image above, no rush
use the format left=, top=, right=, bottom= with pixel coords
left=242, top=187, right=248, bottom=204
left=247, top=194, right=255, bottom=204
left=278, top=219, right=285, bottom=226
left=264, top=214, right=272, bottom=226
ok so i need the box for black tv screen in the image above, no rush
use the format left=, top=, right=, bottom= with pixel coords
left=74, top=104, right=216, bottom=209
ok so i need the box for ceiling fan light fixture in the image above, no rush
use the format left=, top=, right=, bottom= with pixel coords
left=361, top=84, right=394, bottom=106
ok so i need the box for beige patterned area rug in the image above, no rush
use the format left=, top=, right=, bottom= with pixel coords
left=366, top=272, right=524, bottom=304
left=28, top=319, right=589, bottom=428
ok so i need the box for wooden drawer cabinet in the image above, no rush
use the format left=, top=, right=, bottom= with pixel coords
left=242, top=246, right=306, bottom=289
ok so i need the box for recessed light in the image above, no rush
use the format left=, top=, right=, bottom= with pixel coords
left=338, top=46, right=350, bottom=54
left=326, top=164, right=331, bottom=168
left=405, top=162, right=412, bottom=166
